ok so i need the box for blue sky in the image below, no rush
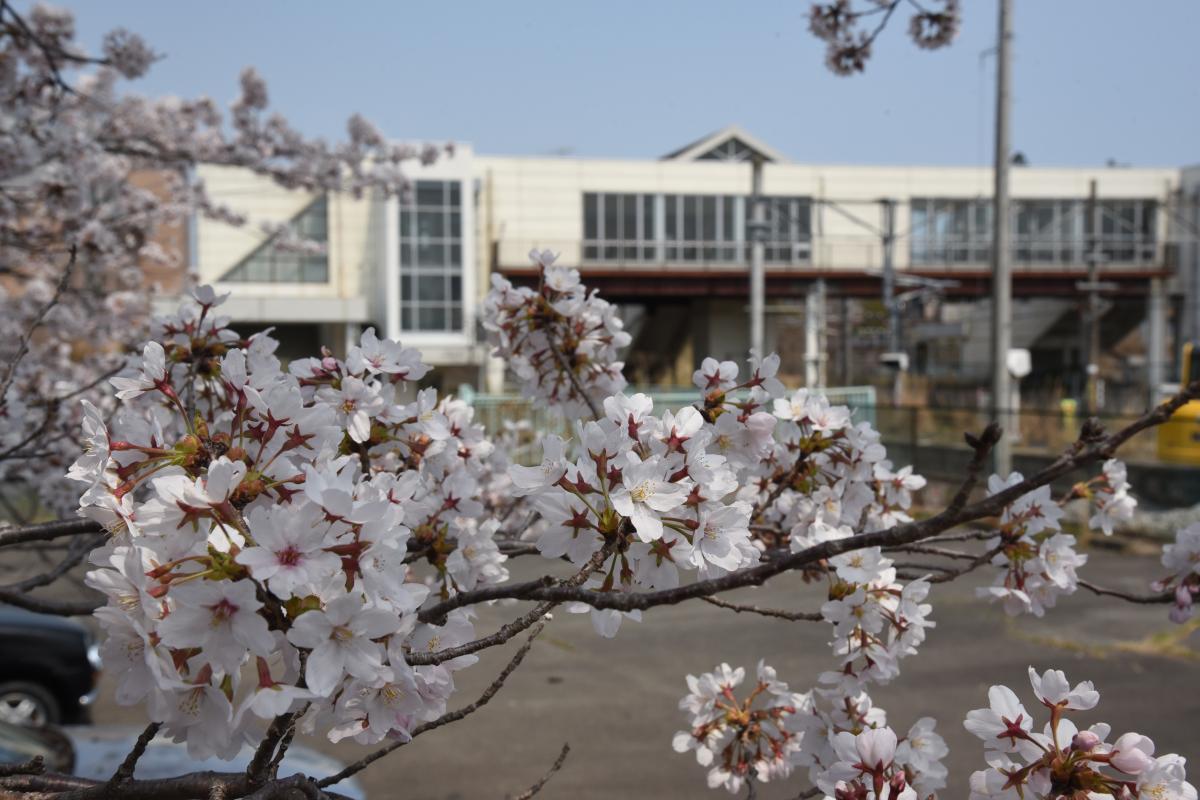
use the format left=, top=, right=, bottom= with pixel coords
left=65, top=1, right=1199, bottom=167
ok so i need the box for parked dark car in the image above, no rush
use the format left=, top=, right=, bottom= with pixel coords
left=0, top=607, right=100, bottom=726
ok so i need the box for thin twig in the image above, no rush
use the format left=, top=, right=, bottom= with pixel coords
left=1079, top=579, right=1173, bottom=604
left=546, top=332, right=601, bottom=421
left=0, top=246, right=76, bottom=403
left=317, top=621, right=549, bottom=789
left=507, top=743, right=570, bottom=800
left=700, top=596, right=822, bottom=622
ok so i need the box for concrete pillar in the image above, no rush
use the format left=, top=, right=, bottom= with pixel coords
left=1149, top=276, right=1166, bottom=408
left=804, top=285, right=819, bottom=388
left=342, top=322, right=361, bottom=359
left=485, top=355, right=506, bottom=394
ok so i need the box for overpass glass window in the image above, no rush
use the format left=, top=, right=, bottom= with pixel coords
left=909, top=198, right=990, bottom=265
left=220, top=195, right=329, bottom=283
left=1014, top=200, right=1082, bottom=264
left=1087, top=199, right=1157, bottom=263
left=910, top=196, right=1157, bottom=266
left=399, top=180, right=464, bottom=333
left=583, top=192, right=811, bottom=265
left=762, top=197, right=812, bottom=264
left=582, top=192, right=657, bottom=262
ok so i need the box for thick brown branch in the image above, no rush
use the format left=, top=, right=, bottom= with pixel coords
left=0, top=587, right=100, bottom=616
left=0, top=518, right=103, bottom=548
left=106, top=723, right=161, bottom=787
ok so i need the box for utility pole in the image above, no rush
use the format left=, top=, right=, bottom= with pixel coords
left=990, top=0, right=1013, bottom=476
left=804, top=278, right=828, bottom=388
left=749, top=155, right=766, bottom=360
left=1084, top=179, right=1102, bottom=414
left=879, top=198, right=903, bottom=405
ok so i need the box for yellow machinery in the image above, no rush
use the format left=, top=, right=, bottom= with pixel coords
left=1157, top=342, right=1200, bottom=463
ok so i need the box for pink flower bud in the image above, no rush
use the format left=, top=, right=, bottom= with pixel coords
left=1169, top=584, right=1195, bottom=624
left=1071, top=730, right=1101, bottom=752
left=1110, top=732, right=1155, bottom=775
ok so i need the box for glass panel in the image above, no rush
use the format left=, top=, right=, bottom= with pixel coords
left=449, top=181, right=461, bottom=205
left=417, top=210, right=444, bottom=238
left=417, top=275, right=445, bottom=301
left=417, top=182, right=444, bottom=207
left=623, top=193, right=638, bottom=259
left=302, top=257, right=326, bottom=283
left=449, top=243, right=461, bottom=265
left=450, top=306, right=463, bottom=331
left=417, top=242, right=445, bottom=266
left=604, top=194, right=619, bottom=242
left=418, top=306, right=446, bottom=330
left=642, top=194, right=655, bottom=246
left=584, top=194, right=598, bottom=240
left=449, top=211, right=461, bottom=238
left=450, top=275, right=462, bottom=300
left=683, top=197, right=698, bottom=240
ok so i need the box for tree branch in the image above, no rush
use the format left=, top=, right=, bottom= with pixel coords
left=1079, top=580, right=1173, bottom=605
left=0, top=518, right=103, bottom=548
left=700, top=596, right=823, bottom=622
left=507, top=743, right=570, bottom=800
left=316, top=621, right=549, bottom=789
left=106, top=723, right=161, bottom=787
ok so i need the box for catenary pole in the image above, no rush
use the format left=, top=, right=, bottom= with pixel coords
left=750, top=155, right=766, bottom=362
left=990, top=0, right=1013, bottom=475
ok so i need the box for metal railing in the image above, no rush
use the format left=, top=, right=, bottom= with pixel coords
left=462, top=386, right=877, bottom=462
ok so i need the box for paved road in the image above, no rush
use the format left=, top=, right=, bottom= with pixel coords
left=79, top=545, right=1199, bottom=800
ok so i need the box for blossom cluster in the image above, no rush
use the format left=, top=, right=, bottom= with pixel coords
left=978, top=473, right=1085, bottom=617
left=660, top=371, right=946, bottom=796
left=1157, top=522, right=1200, bottom=623
left=0, top=2, right=438, bottom=518
left=807, top=0, right=960, bottom=75
left=482, top=250, right=631, bottom=418
left=964, top=667, right=1195, bottom=799
left=672, top=662, right=807, bottom=792
left=72, top=289, right=506, bottom=758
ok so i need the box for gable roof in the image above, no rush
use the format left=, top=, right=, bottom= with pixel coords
left=661, top=125, right=789, bottom=164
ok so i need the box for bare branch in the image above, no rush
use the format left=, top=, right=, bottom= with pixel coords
left=0, top=246, right=76, bottom=403
left=700, top=595, right=823, bottom=622
left=0, top=518, right=103, bottom=548
left=317, top=621, right=549, bottom=789
left=106, top=722, right=161, bottom=787
left=546, top=331, right=601, bottom=421
left=508, top=743, right=571, bottom=800
left=1079, top=580, right=1173, bottom=605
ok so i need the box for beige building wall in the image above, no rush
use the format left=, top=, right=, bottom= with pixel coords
left=194, top=165, right=379, bottom=325
left=474, top=155, right=1179, bottom=275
